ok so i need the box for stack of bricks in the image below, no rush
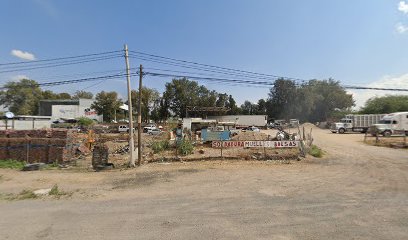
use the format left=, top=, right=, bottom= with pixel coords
left=0, top=129, right=78, bottom=163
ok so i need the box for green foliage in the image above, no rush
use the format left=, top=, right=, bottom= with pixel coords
left=0, top=159, right=25, bottom=170
left=131, top=87, right=160, bottom=122
left=17, top=190, right=37, bottom=200
left=360, top=95, right=408, bottom=114
left=151, top=140, right=170, bottom=153
left=178, top=139, right=194, bottom=155
left=265, top=78, right=354, bottom=122
left=49, top=184, right=71, bottom=198
left=309, top=145, right=323, bottom=158
left=91, top=91, right=122, bottom=122
left=77, top=117, right=94, bottom=126
left=162, top=78, right=238, bottom=118
left=0, top=79, right=43, bottom=115
left=72, top=90, right=93, bottom=99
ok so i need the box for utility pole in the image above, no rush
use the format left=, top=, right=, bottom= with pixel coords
left=138, top=64, right=143, bottom=165
left=124, top=44, right=135, bottom=167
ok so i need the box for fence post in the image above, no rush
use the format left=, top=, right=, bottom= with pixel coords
left=364, top=132, right=367, bottom=143
left=375, top=132, right=379, bottom=145
left=403, top=129, right=406, bottom=147
left=220, top=137, right=223, bottom=158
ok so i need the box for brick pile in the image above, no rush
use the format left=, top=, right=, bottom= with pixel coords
left=0, top=129, right=79, bottom=163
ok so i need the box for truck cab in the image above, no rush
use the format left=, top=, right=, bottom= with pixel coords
left=371, top=112, right=408, bottom=137
left=331, top=118, right=352, bottom=134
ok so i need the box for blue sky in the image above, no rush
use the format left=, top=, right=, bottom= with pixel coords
left=1, top=0, right=408, bottom=108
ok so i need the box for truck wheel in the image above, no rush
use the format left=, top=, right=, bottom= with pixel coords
left=338, top=128, right=345, bottom=134
left=383, top=130, right=391, bottom=137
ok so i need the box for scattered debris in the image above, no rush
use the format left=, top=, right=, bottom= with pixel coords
left=22, top=163, right=46, bottom=171
left=33, top=188, right=52, bottom=196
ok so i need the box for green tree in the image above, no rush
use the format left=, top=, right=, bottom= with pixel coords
left=360, top=95, right=408, bottom=113
left=265, top=78, right=354, bottom=122
left=266, top=78, right=298, bottom=119
left=240, top=100, right=257, bottom=115
left=0, top=79, right=43, bottom=115
left=130, top=87, right=160, bottom=122
left=163, top=78, right=218, bottom=118
left=228, top=95, right=241, bottom=115
left=57, top=92, right=72, bottom=99
left=91, top=91, right=122, bottom=122
left=72, top=90, right=93, bottom=99
left=256, top=99, right=267, bottom=115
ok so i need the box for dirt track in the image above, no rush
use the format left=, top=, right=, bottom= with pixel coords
left=0, top=125, right=407, bottom=239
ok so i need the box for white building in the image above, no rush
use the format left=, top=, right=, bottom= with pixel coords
left=39, top=99, right=103, bottom=122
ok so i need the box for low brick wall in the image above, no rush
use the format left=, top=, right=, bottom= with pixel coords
left=0, top=129, right=79, bottom=163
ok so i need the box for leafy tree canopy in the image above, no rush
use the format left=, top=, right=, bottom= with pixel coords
left=360, top=95, right=408, bottom=114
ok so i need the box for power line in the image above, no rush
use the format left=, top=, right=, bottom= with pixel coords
left=0, top=54, right=122, bottom=74
left=0, top=50, right=122, bottom=66
left=129, top=51, right=305, bottom=82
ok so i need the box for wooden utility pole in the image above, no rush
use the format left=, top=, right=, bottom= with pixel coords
left=138, top=64, right=143, bottom=165
left=124, top=44, right=135, bottom=167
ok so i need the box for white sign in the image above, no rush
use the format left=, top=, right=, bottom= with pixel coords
left=212, top=141, right=299, bottom=148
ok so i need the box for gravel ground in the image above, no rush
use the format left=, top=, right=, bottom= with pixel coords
left=0, top=125, right=407, bottom=239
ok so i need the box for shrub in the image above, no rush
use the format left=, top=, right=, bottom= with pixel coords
left=0, top=159, right=25, bottom=170
left=77, top=117, right=94, bottom=126
left=309, top=145, right=323, bottom=158
left=178, top=139, right=194, bottom=155
left=151, top=140, right=170, bottom=153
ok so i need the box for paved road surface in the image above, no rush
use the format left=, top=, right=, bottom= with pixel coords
left=0, top=126, right=407, bottom=239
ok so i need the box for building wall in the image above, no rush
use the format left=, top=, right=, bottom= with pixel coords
left=0, top=119, right=51, bottom=130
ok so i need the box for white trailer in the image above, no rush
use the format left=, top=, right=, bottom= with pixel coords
left=370, top=112, right=408, bottom=136
left=207, top=115, right=268, bottom=128
left=331, top=114, right=386, bottom=134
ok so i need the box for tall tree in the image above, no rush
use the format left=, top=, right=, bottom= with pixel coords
left=57, top=92, right=72, bottom=99
left=0, top=79, right=43, bottom=115
left=91, top=91, right=122, bottom=122
left=72, top=90, right=93, bottom=99
left=228, top=95, right=241, bottom=115
left=241, top=100, right=257, bottom=115
left=360, top=95, right=408, bottom=114
left=130, top=87, right=160, bottom=122
left=266, top=78, right=297, bottom=119
left=163, top=78, right=218, bottom=118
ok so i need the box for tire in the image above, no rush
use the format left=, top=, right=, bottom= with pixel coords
left=338, top=128, right=345, bottom=134
left=383, top=130, right=392, bottom=137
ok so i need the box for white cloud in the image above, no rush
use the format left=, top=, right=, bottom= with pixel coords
left=396, top=22, right=408, bottom=33
left=10, top=49, right=36, bottom=61
left=348, top=74, right=408, bottom=109
left=11, top=75, right=30, bottom=81
left=398, top=1, right=408, bottom=14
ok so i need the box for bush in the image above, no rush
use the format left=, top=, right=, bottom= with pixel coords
left=77, top=117, right=94, bottom=126
left=178, top=139, right=194, bottom=155
left=151, top=140, right=170, bottom=153
left=309, top=145, right=323, bottom=158
left=0, top=159, right=25, bottom=170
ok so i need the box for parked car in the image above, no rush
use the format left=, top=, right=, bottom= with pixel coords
left=143, top=124, right=157, bottom=133
left=148, top=128, right=161, bottom=135
left=247, top=126, right=260, bottom=132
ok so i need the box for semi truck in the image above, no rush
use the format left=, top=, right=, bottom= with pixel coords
left=369, top=112, right=408, bottom=137
left=331, top=114, right=386, bottom=134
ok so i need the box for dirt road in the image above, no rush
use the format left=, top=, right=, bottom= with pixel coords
left=0, top=126, right=407, bottom=239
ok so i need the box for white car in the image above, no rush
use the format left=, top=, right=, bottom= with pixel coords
left=247, top=126, right=260, bottom=132
left=143, top=124, right=157, bottom=133
left=148, top=128, right=161, bottom=135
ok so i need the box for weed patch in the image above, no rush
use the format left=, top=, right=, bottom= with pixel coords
left=178, top=140, right=194, bottom=155
left=309, top=145, right=323, bottom=158
left=0, top=159, right=25, bottom=170
left=151, top=140, right=170, bottom=153
left=49, top=184, right=72, bottom=198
